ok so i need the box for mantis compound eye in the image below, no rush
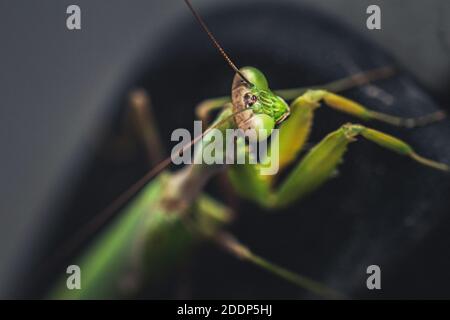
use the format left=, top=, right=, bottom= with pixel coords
left=244, top=93, right=258, bottom=107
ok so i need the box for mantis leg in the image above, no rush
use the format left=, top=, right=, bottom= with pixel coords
left=190, top=198, right=343, bottom=298
left=269, top=123, right=449, bottom=209
left=272, top=81, right=438, bottom=170
left=128, top=89, right=165, bottom=165
left=298, top=89, right=445, bottom=128
left=275, top=66, right=396, bottom=100
left=213, top=232, right=344, bottom=299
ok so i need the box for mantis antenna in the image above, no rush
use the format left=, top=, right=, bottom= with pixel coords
left=184, top=0, right=253, bottom=86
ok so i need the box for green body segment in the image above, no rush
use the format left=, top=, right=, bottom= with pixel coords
left=273, top=125, right=357, bottom=207
left=51, top=173, right=231, bottom=299
left=51, top=175, right=192, bottom=299
left=361, top=128, right=412, bottom=154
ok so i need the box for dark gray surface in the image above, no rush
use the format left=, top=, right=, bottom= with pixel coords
left=0, top=0, right=176, bottom=297
left=0, top=0, right=449, bottom=298
left=304, top=0, right=450, bottom=93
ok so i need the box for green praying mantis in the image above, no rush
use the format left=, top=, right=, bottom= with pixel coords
left=50, top=0, right=449, bottom=299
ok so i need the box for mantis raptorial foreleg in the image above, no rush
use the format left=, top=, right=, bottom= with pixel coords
left=227, top=89, right=448, bottom=208
left=277, top=88, right=446, bottom=169
left=232, top=121, right=448, bottom=209
left=225, top=94, right=317, bottom=204
left=272, top=123, right=448, bottom=208
left=303, top=89, right=446, bottom=128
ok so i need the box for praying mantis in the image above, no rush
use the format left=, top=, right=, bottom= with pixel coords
left=49, top=0, right=449, bottom=299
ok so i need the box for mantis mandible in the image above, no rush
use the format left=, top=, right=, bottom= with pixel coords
left=49, top=0, right=448, bottom=299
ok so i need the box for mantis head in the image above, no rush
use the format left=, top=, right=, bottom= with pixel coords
left=231, top=67, right=290, bottom=139
left=184, top=0, right=290, bottom=138
left=238, top=66, right=290, bottom=125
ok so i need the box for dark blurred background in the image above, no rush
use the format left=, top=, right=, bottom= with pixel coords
left=0, top=0, right=449, bottom=299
